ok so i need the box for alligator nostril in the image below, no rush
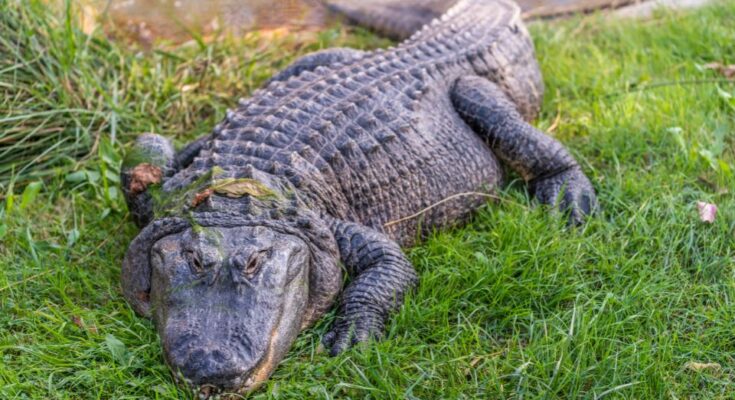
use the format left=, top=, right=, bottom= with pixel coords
left=177, top=347, right=245, bottom=388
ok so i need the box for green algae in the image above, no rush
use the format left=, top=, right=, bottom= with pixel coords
left=147, top=168, right=281, bottom=219
left=122, top=145, right=171, bottom=170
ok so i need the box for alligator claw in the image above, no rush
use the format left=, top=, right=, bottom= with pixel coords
left=531, top=166, right=598, bottom=225
left=323, top=312, right=385, bottom=356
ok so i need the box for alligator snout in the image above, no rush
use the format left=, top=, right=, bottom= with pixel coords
left=173, top=346, right=250, bottom=389
left=145, top=225, right=325, bottom=393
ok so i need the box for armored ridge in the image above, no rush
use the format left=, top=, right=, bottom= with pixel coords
left=161, top=0, right=543, bottom=246
left=121, top=0, right=595, bottom=394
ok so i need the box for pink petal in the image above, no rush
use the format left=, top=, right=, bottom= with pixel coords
left=696, top=201, right=717, bottom=223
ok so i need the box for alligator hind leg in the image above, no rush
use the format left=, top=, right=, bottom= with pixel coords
left=267, top=48, right=365, bottom=83
left=121, top=133, right=177, bottom=228
left=323, top=218, right=417, bottom=356
left=123, top=131, right=212, bottom=227
left=450, top=76, right=597, bottom=224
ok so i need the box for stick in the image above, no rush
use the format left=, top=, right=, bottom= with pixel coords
left=383, top=192, right=502, bottom=228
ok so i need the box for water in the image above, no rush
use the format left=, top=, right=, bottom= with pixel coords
left=102, top=0, right=628, bottom=43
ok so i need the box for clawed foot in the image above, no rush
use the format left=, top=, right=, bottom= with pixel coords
left=531, top=166, right=598, bottom=225
left=322, top=311, right=386, bottom=356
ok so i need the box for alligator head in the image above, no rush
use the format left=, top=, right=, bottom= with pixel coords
left=121, top=211, right=342, bottom=395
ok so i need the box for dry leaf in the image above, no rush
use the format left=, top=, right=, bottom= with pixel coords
left=72, top=315, right=84, bottom=330
left=463, top=356, right=483, bottom=377
left=128, top=163, right=163, bottom=195
left=696, top=201, right=717, bottom=223
left=684, top=361, right=721, bottom=372
left=211, top=178, right=274, bottom=198
left=71, top=316, right=98, bottom=334
left=703, top=62, right=735, bottom=79
left=191, top=188, right=214, bottom=207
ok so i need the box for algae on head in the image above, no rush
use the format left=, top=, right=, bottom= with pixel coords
left=148, top=168, right=282, bottom=219
left=148, top=169, right=218, bottom=218
left=123, top=145, right=172, bottom=170
left=210, top=178, right=277, bottom=199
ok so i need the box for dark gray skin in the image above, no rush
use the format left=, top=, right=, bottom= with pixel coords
left=120, top=0, right=597, bottom=395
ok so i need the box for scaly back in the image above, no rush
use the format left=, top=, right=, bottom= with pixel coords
left=326, top=0, right=544, bottom=119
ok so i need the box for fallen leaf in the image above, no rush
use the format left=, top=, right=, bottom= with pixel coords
left=463, top=356, right=483, bottom=378
left=128, top=163, right=162, bottom=195
left=71, top=315, right=99, bottom=334
left=684, top=361, right=721, bottom=372
left=72, top=316, right=84, bottom=330
left=702, top=62, right=735, bottom=79
left=211, top=178, right=274, bottom=198
left=696, top=201, right=717, bottom=223
left=191, top=188, right=214, bottom=207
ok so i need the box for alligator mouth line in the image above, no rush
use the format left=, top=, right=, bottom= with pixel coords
left=175, top=307, right=286, bottom=398
left=240, top=327, right=281, bottom=393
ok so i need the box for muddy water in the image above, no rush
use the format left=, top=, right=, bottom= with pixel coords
left=104, top=0, right=628, bottom=43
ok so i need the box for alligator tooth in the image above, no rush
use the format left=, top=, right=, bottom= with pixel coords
left=244, top=376, right=255, bottom=389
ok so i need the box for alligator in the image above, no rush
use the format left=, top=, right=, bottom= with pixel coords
left=120, top=0, right=597, bottom=395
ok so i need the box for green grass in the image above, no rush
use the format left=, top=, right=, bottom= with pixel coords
left=2, top=0, right=735, bottom=398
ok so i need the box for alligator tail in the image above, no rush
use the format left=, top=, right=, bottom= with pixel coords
left=323, top=0, right=454, bottom=40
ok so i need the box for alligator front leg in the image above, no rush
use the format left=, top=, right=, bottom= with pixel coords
left=267, top=48, right=365, bottom=83
left=323, top=218, right=418, bottom=356
left=451, top=76, right=597, bottom=224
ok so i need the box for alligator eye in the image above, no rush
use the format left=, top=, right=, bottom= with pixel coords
left=232, top=250, right=268, bottom=280
left=244, top=255, right=260, bottom=278
left=185, top=250, right=204, bottom=275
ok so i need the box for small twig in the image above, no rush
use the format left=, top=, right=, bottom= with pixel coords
left=383, top=192, right=502, bottom=228
left=604, top=78, right=734, bottom=98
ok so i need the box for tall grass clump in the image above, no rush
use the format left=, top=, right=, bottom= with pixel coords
left=0, top=0, right=123, bottom=185
left=0, top=0, right=390, bottom=190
